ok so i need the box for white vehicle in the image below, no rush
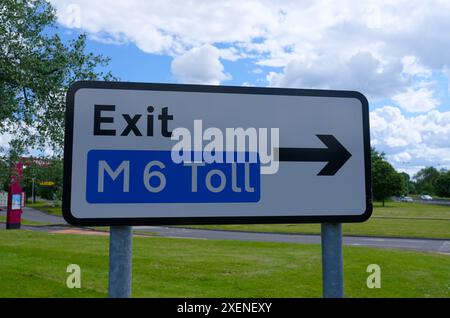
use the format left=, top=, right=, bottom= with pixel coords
left=400, top=196, right=413, bottom=202
left=420, top=195, right=433, bottom=200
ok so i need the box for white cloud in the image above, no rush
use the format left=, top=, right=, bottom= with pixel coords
left=0, top=132, right=55, bottom=157
left=370, top=106, right=422, bottom=148
left=251, top=68, right=263, bottom=74
left=370, top=106, right=450, bottom=174
left=51, top=0, right=274, bottom=55
left=50, top=0, right=450, bottom=98
left=443, top=65, right=450, bottom=91
left=391, top=151, right=412, bottom=163
left=401, top=56, right=431, bottom=78
left=0, top=132, right=13, bottom=152
left=171, top=45, right=230, bottom=85
left=267, top=51, right=404, bottom=99
left=218, top=47, right=247, bottom=62
left=0, top=120, right=56, bottom=157
left=392, top=84, right=439, bottom=113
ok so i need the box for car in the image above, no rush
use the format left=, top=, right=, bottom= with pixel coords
left=400, top=196, right=413, bottom=202
left=420, top=194, right=433, bottom=200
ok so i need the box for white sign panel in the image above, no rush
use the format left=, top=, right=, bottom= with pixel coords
left=63, top=81, right=372, bottom=226
left=11, top=194, right=21, bottom=210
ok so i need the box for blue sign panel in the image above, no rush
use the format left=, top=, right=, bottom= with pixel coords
left=86, top=150, right=260, bottom=204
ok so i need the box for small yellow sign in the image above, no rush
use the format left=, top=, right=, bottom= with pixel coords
left=39, top=181, right=55, bottom=186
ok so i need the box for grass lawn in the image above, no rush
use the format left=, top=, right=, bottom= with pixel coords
left=0, top=230, right=448, bottom=298
left=186, top=201, right=450, bottom=239
left=371, top=201, right=450, bottom=219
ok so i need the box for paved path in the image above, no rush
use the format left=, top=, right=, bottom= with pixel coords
left=21, top=207, right=67, bottom=224
left=3, top=207, right=449, bottom=254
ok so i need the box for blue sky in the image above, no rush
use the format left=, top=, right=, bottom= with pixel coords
left=13, top=0, right=450, bottom=176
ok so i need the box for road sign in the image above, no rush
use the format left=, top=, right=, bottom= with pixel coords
left=63, top=81, right=372, bottom=226
left=39, top=181, right=55, bottom=186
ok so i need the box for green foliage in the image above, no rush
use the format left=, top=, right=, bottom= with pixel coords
left=22, top=157, right=63, bottom=200
left=0, top=139, right=27, bottom=190
left=371, top=147, right=385, bottom=162
left=414, top=167, right=442, bottom=195
left=435, top=171, right=450, bottom=197
left=369, top=148, right=450, bottom=200
left=0, top=0, right=116, bottom=153
left=399, top=172, right=412, bottom=194
left=407, top=181, right=416, bottom=194
left=0, top=157, right=7, bottom=191
left=372, top=157, right=405, bottom=205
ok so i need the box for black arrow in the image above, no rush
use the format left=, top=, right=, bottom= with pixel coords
left=277, top=135, right=352, bottom=176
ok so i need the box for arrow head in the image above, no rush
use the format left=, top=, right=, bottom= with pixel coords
left=316, top=134, right=352, bottom=176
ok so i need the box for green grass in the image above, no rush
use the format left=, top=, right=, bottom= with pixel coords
left=185, top=201, right=450, bottom=239
left=371, top=201, right=450, bottom=219
left=0, top=230, right=448, bottom=298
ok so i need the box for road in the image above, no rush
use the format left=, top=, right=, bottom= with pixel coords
left=394, top=197, right=450, bottom=206
left=21, top=206, right=65, bottom=224
left=2, top=207, right=449, bottom=254
left=415, top=199, right=450, bottom=206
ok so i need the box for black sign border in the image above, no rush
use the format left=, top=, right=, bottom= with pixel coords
left=63, top=81, right=372, bottom=226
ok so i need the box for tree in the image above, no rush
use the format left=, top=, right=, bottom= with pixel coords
left=372, top=156, right=405, bottom=206
left=414, top=167, right=440, bottom=195
left=0, top=155, right=8, bottom=191
left=407, top=180, right=416, bottom=195
left=0, top=0, right=116, bottom=154
left=435, top=171, right=450, bottom=198
left=371, top=147, right=385, bottom=163
left=0, top=138, right=26, bottom=191
left=21, top=156, right=61, bottom=201
left=399, top=172, right=411, bottom=195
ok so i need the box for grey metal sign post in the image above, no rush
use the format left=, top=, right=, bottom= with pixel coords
left=108, top=226, right=132, bottom=298
left=321, top=223, right=344, bottom=298
left=62, top=81, right=372, bottom=298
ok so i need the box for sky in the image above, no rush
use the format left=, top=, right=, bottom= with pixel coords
left=6, top=0, right=450, bottom=177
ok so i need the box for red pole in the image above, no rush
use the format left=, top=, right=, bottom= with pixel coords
left=6, top=162, right=23, bottom=229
